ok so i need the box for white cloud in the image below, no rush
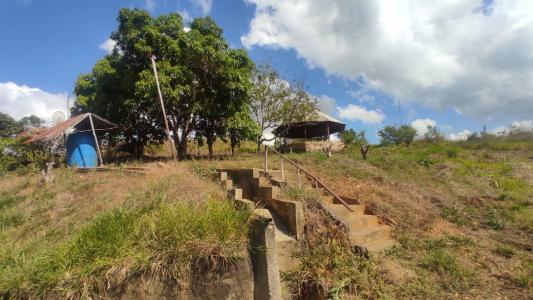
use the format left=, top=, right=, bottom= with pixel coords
left=337, top=104, right=385, bottom=124
left=179, top=10, right=193, bottom=24
left=316, top=95, right=337, bottom=116
left=491, top=119, right=533, bottom=135
left=191, top=0, right=213, bottom=14
left=242, top=0, right=533, bottom=122
left=411, top=118, right=437, bottom=138
left=99, top=38, right=116, bottom=54
left=509, top=120, right=533, bottom=131
left=447, top=129, right=471, bottom=141
left=0, top=82, right=68, bottom=122
left=145, top=0, right=156, bottom=12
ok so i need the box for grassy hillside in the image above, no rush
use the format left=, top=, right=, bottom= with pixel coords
left=1, top=138, right=531, bottom=299
left=206, top=139, right=533, bottom=299
left=0, top=164, right=251, bottom=298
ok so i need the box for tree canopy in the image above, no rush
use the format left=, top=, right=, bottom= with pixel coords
left=378, top=125, right=417, bottom=147
left=74, top=9, right=254, bottom=159
left=0, top=112, right=22, bottom=138
left=249, top=63, right=317, bottom=151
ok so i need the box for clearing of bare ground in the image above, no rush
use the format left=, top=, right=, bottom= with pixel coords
left=203, top=138, right=532, bottom=299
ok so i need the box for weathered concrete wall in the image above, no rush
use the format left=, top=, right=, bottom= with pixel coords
left=119, top=251, right=254, bottom=300
left=220, top=168, right=258, bottom=199
left=250, top=209, right=282, bottom=300
left=267, top=198, right=304, bottom=240
left=278, top=141, right=345, bottom=153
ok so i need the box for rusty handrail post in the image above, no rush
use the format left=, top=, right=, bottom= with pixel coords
left=265, top=146, right=353, bottom=212
left=264, top=145, right=268, bottom=173
left=280, top=158, right=285, bottom=181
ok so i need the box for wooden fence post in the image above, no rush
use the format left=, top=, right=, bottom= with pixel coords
left=297, top=168, right=301, bottom=189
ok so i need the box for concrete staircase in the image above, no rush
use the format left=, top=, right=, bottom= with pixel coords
left=218, top=167, right=396, bottom=299
left=322, top=199, right=396, bottom=252
left=261, top=169, right=396, bottom=253
left=219, top=169, right=301, bottom=300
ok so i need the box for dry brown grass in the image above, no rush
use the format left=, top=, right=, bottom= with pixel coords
left=0, top=162, right=224, bottom=251
left=0, top=161, right=251, bottom=298
left=199, top=141, right=533, bottom=299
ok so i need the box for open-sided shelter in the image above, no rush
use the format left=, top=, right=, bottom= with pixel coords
left=273, top=110, right=346, bottom=153
left=26, top=113, right=118, bottom=168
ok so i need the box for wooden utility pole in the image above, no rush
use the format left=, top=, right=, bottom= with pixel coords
left=150, top=55, right=177, bottom=161
left=89, top=114, right=104, bottom=166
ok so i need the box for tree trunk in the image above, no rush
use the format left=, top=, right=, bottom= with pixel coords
left=256, top=138, right=262, bottom=154
left=178, top=136, right=188, bottom=160
left=360, top=143, right=369, bottom=160
left=207, top=138, right=214, bottom=160
left=172, top=128, right=180, bottom=159
left=197, top=138, right=201, bottom=157
left=134, top=142, right=144, bottom=160
left=231, top=137, right=237, bottom=157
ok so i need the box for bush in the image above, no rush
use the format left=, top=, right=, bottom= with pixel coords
left=0, top=134, right=64, bottom=173
left=446, top=149, right=458, bottom=158
left=483, top=209, right=505, bottom=230
left=378, top=125, right=417, bottom=147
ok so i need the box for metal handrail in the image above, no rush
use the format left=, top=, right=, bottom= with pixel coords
left=264, top=145, right=354, bottom=212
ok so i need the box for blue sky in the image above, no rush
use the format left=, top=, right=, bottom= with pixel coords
left=1, top=0, right=532, bottom=142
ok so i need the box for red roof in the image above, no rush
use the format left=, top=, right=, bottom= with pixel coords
left=25, top=113, right=118, bottom=143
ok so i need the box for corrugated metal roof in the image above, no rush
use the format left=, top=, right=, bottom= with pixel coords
left=314, top=110, right=344, bottom=124
left=26, top=113, right=118, bottom=143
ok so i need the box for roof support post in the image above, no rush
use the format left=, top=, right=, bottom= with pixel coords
left=89, top=114, right=104, bottom=166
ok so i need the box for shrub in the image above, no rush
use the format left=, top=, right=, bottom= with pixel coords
left=417, top=157, right=433, bottom=168
left=378, top=125, right=417, bottom=147
left=446, top=149, right=458, bottom=158
left=424, top=126, right=444, bottom=143
left=483, top=209, right=505, bottom=230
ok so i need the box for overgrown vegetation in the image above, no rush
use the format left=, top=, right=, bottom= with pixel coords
left=0, top=166, right=252, bottom=298
left=219, top=135, right=531, bottom=299
left=282, top=188, right=390, bottom=299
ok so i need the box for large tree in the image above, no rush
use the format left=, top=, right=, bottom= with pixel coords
left=249, top=63, right=317, bottom=151
left=19, top=115, right=44, bottom=130
left=378, top=125, right=417, bottom=147
left=0, top=112, right=22, bottom=138
left=75, top=9, right=254, bottom=159
left=226, top=106, right=260, bottom=156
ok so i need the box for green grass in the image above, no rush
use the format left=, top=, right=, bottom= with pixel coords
left=493, top=245, right=515, bottom=258
left=0, top=180, right=252, bottom=298
left=440, top=207, right=469, bottom=226
left=386, top=235, right=475, bottom=293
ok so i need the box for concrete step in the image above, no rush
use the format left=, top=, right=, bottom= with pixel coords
left=258, top=186, right=280, bottom=201
left=327, top=204, right=365, bottom=219
left=347, top=215, right=380, bottom=230
left=219, top=171, right=228, bottom=181
left=362, top=239, right=398, bottom=252
left=221, top=179, right=233, bottom=190
left=349, top=225, right=391, bottom=245
left=252, top=177, right=271, bottom=188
